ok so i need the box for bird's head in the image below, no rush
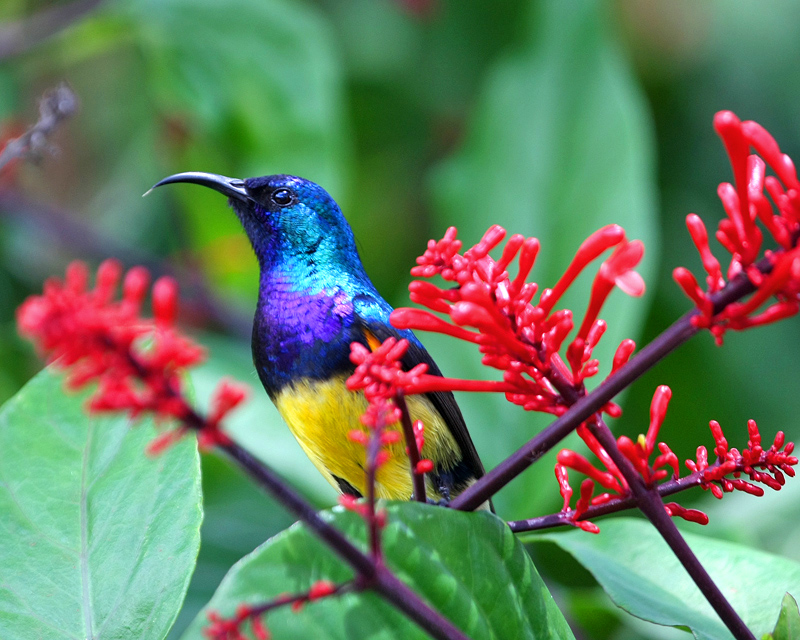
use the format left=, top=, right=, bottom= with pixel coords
left=149, top=172, right=360, bottom=270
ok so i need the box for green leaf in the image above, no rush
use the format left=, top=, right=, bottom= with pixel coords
left=122, top=0, right=349, bottom=191
left=181, top=502, right=575, bottom=640
left=425, top=0, right=658, bottom=520
left=765, top=593, right=800, bottom=640
left=528, top=518, right=800, bottom=639
left=0, top=368, right=202, bottom=640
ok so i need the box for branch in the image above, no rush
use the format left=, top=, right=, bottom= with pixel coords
left=0, top=84, right=77, bottom=172
left=396, top=391, right=427, bottom=503
left=0, top=0, right=105, bottom=60
left=507, top=468, right=709, bottom=533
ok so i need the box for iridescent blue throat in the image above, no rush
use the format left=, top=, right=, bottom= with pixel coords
left=249, top=235, right=398, bottom=397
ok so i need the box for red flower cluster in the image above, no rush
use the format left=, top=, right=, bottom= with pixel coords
left=205, top=581, right=342, bottom=640
left=206, top=606, right=271, bottom=640
left=348, top=338, right=420, bottom=427
left=347, top=337, right=432, bottom=483
left=688, top=419, right=797, bottom=498
left=675, top=111, right=800, bottom=343
left=554, top=386, right=797, bottom=532
left=391, top=224, right=644, bottom=416
left=17, top=260, right=247, bottom=451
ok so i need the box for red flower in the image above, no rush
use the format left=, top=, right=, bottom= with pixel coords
left=675, top=112, right=800, bottom=343
left=687, top=420, right=797, bottom=499
left=17, top=260, right=247, bottom=453
left=391, top=223, right=644, bottom=417
left=554, top=386, right=798, bottom=531
left=204, top=582, right=344, bottom=639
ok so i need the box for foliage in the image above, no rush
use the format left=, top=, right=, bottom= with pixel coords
left=1, top=0, right=800, bottom=639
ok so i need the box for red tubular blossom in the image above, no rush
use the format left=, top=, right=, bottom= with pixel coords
left=390, top=308, right=480, bottom=343
left=339, top=494, right=367, bottom=516
left=664, top=502, right=709, bottom=526
left=714, top=111, right=758, bottom=260
left=742, top=120, right=800, bottom=190
left=394, top=222, right=644, bottom=420
left=496, top=233, right=525, bottom=272
left=466, top=224, right=507, bottom=260
left=655, top=442, right=680, bottom=479
left=647, top=385, right=672, bottom=454
left=673, top=267, right=712, bottom=322
left=576, top=425, right=624, bottom=485
left=152, top=276, right=179, bottom=326
left=555, top=464, right=572, bottom=511
left=348, top=430, right=368, bottom=445
left=557, top=449, right=623, bottom=493
left=17, top=261, right=245, bottom=454
left=725, top=248, right=800, bottom=320
left=208, top=380, right=249, bottom=425
left=251, top=616, right=270, bottom=640
left=685, top=214, right=725, bottom=291
left=512, top=237, right=540, bottom=291
left=308, top=580, right=337, bottom=600
left=415, top=459, right=433, bottom=474
left=123, top=266, right=150, bottom=310
left=678, top=112, right=800, bottom=342
left=726, top=300, right=800, bottom=331
left=539, top=225, right=626, bottom=315
left=611, top=339, right=636, bottom=374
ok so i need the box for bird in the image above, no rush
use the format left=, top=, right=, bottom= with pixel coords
left=150, top=171, right=487, bottom=505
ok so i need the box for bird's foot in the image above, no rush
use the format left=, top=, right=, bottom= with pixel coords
left=425, top=496, right=452, bottom=508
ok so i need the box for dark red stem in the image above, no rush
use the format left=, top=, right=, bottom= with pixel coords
left=248, top=581, right=354, bottom=619
left=507, top=467, right=710, bottom=533
left=396, top=391, right=427, bottom=503
left=365, top=427, right=383, bottom=560
left=120, top=342, right=466, bottom=640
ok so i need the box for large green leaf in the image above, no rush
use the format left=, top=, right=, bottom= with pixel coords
left=122, top=0, right=348, bottom=188
left=423, top=0, right=658, bottom=520
left=0, top=369, right=202, bottom=640
left=182, top=502, right=575, bottom=639
left=529, top=518, right=800, bottom=639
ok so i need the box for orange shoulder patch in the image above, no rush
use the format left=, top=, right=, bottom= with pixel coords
left=363, top=328, right=382, bottom=352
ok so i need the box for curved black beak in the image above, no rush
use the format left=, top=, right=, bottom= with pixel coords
left=145, top=171, right=250, bottom=203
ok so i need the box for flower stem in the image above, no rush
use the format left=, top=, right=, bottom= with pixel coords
left=365, top=428, right=383, bottom=560
left=396, top=391, right=427, bottom=503
left=507, top=470, right=705, bottom=532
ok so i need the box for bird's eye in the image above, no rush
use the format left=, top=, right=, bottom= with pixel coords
left=271, top=188, right=293, bottom=206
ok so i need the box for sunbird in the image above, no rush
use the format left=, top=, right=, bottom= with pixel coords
left=152, top=172, right=486, bottom=503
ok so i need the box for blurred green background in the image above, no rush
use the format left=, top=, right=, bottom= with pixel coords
left=2, top=0, right=799, bottom=638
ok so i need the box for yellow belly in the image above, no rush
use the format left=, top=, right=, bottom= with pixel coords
left=274, top=375, right=461, bottom=500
